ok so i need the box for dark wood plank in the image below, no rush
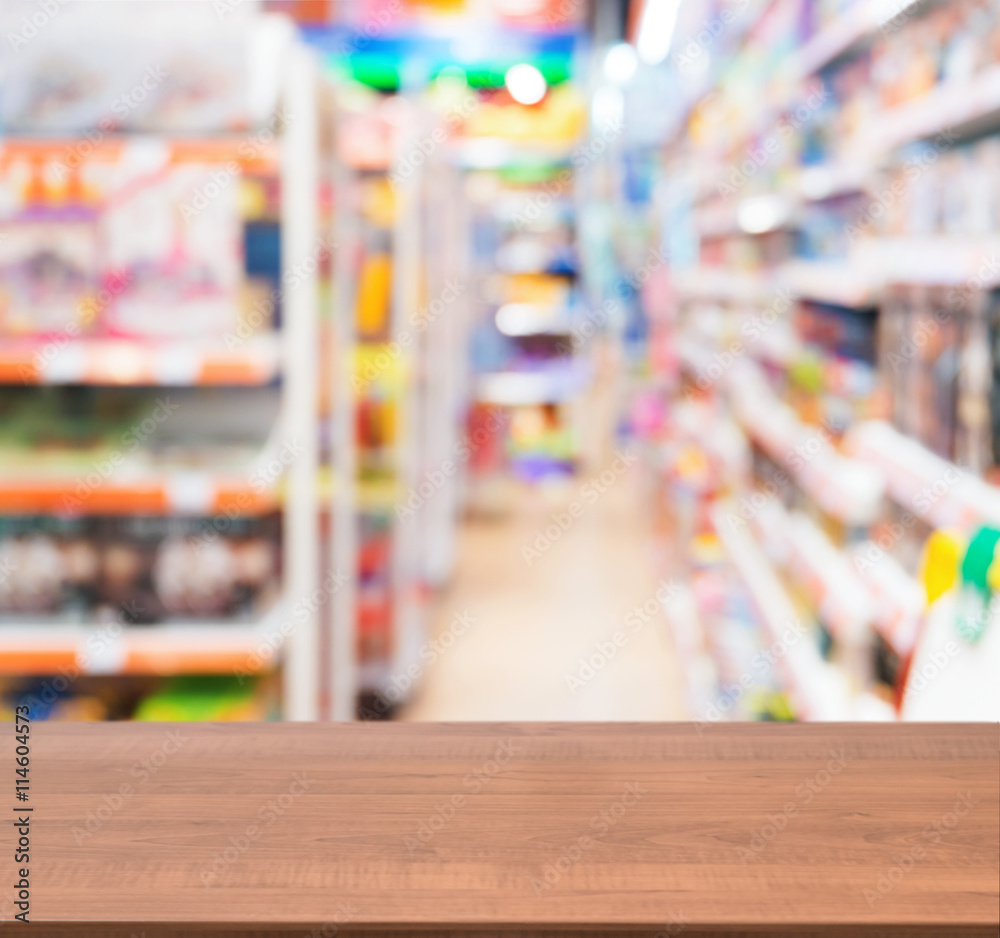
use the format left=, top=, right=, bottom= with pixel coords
left=1, top=723, right=997, bottom=936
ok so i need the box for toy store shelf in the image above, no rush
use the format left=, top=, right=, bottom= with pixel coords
left=851, top=543, right=925, bottom=657
left=789, top=1, right=898, bottom=79
left=709, top=502, right=852, bottom=721
left=474, top=363, right=589, bottom=406
left=779, top=258, right=881, bottom=307
left=866, top=236, right=1000, bottom=286
left=0, top=473, right=279, bottom=516
left=791, top=162, right=871, bottom=202
left=859, top=65, right=1000, bottom=155
left=779, top=239, right=1000, bottom=304
left=749, top=496, right=875, bottom=645
left=661, top=583, right=719, bottom=720
left=0, top=335, right=281, bottom=386
left=672, top=266, right=772, bottom=304
left=781, top=511, right=876, bottom=645
left=847, top=420, right=1000, bottom=530
left=727, top=363, right=885, bottom=527
left=0, top=137, right=280, bottom=173
left=0, top=606, right=287, bottom=676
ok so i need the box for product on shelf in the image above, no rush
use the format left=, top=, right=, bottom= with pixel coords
left=133, top=674, right=273, bottom=721
left=0, top=144, right=277, bottom=341
left=0, top=514, right=280, bottom=622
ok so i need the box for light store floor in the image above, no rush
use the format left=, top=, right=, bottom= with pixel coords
left=401, top=469, right=687, bottom=721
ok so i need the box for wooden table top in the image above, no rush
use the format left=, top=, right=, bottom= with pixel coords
left=2, top=722, right=997, bottom=936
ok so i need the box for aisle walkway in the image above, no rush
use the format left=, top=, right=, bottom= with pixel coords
left=401, top=466, right=687, bottom=721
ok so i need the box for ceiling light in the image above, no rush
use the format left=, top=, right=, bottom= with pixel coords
left=738, top=196, right=790, bottom=235
left=505, top=63, right=547, bottom=105
left=603, top=43, right=638, bottom=84
left=637, top=0, right=683, bottom=66
left=496, top=303, right=553, bottom=336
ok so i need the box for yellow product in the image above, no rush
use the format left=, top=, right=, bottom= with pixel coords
left=988, top=553, right=1000, bottom=593
left=357, top=253, right=392, bottom=337
left=361, top=177, right=397, bottom=228
left=504, top=273, right=570, bottom=307
left=918, top=529, right=965, bottom=605
left=352, top=343, right=408, bottom=397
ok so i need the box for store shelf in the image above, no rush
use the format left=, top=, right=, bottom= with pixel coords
left=867, top=236, right=1000, bottom=287
left=0, top=335, right=281, bottom=386
left=848, top=420, right=1000, bottom=530
left=863, top=65, right=1000, bottom=153
left=710, top=502, right=852, bottom=720
left=782, top=511, right=875, bottom=644
left=851, top=543, right=925, bottom=657
left=727, top=363, right=885, bottom=527
left=793, top=162, right=871, bottom=201
left=672, top=266, right=772, bottom=304
left=474, top=364, right=588, bottom=405
left=0, top=136, right=281, bottom=173
left=0, top=604, right=287, bottom=676
left=661, top=584, right=719, bottom=720
left=789, top=1, right=900, bottom=78
left=0, top=473, right=279, bottom=515
left=780, top=258, right=881, bottom=308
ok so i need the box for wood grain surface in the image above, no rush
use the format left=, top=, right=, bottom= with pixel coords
left=0, top=722, right=996, bottom=936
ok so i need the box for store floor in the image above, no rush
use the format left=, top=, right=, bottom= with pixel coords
left=401, top=468, right=687, bottom=721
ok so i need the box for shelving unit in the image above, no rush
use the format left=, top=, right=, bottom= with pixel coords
left=0, top=11, right=322, bottom=720
left=647, top=0, right=1000, bottom=723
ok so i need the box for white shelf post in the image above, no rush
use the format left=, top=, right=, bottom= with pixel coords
left=281, top=44, right=320, bottom=721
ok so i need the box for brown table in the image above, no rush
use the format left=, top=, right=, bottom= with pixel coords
left=2, top=722, right=997, bottom=936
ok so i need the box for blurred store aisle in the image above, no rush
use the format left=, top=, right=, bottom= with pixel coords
left=401, top=467, right=686, bottom=721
